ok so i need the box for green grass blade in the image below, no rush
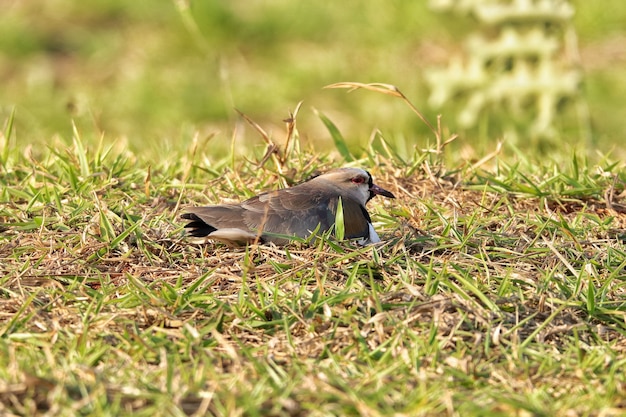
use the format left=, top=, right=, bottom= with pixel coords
left=1, top=107, right=15, bottom=169
left=72, top=121, right=91, bottom=178
left=334, top=196, right=345, bottom=241
left=314, top=109, right=354, bottom=162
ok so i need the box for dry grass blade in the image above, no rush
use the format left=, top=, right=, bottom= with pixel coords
left=236, top=108, right=283, bottom=172
left=235, top=108, right=272, bottom=146
left=324, top=82, right=404, bottom=97
left=282, top=101, right=303, bottom=162
left=470, top=141, right=503, bottom=171
left=324, top=81, right=440, bottom=146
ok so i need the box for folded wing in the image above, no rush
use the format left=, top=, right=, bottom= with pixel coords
left=183, top=184, right=371, bottom=244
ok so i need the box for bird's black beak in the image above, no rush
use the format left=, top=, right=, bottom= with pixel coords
left=369, top=183, right=395, bottom=201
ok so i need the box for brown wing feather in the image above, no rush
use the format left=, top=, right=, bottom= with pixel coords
left=241, top=185, right=370, bottom=241
left=240, top=185, right=336, bottom=239
left=183, top=205, right=247, bottom=235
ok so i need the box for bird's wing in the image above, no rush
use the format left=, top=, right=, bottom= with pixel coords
left=240, top=189, right=333, bottom=238
left=183, top=205, right=248, bottom=232
left=241, top=186, right=370, bottom=240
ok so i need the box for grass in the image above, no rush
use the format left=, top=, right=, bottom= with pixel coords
left=1, top=107, right=626, bottom=415
left=2, top=2, right=626, bottom=415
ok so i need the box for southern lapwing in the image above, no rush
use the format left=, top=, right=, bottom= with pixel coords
left=181, top=167, right=395, bottom=245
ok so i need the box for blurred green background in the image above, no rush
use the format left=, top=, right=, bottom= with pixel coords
left=1, top=0, right=625, bottom=160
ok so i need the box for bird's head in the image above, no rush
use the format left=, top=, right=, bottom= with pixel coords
left=314, top=168, right=395, bottom=205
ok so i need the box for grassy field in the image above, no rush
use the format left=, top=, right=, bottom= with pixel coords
left=2, top=1, right=626, bottom=416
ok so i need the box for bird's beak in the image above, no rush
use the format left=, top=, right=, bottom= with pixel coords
left=369, top=183, right=395, bottom=200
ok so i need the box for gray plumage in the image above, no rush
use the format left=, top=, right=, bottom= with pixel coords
left=181, top=167, right=395, bottom=245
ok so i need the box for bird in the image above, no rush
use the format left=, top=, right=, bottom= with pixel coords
left=181, top=167, right=395, bottom=246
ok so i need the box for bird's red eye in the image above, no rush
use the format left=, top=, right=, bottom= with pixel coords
left=351, top=176, right=365, bottom=184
